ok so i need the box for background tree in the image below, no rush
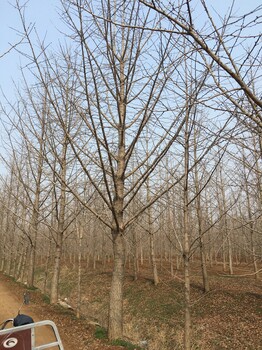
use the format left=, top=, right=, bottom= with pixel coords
left=139, top=0, right=262, bottom=129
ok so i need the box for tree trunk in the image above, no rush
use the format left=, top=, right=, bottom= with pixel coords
left=108, top=233, right=125, bottom=340
left=27, top=241, right=36, bottom=287
left=150, top=233, right=159, bottom=285
left=77, top=220, right=83, bottom=318
left=199, top=237, right=210, bottom=292
left=244, top=164, right=259, bottom=279
left=19, top=245, right=29, bottom=283
left=227, top=231, right=233, bottom=275
left=50, top=235, right=62, bottom=304
left=184, top=252, right=191, bottom=350
left=50, top=137, right=68, bottom=304
left=194, top=129, right=210, bottom=292
left=146, top=134, right=159, bottom=286
left=44, top=238, right=52, bottom=294
left=133, top=229, right=139, bottom=281
left=170, top=244, right=174, bottom=277
left=220, top=171, right=233, bottom=275
left=183, top=87, right=191, bottom=350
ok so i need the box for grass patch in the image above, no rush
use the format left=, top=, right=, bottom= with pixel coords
left=94, top=326, right=108, bottom=340
left=34, top=266, right=45, bottom=276
left=59, top=280, right=75, bottom=297
left=111, top=339, right=142, bottom=349
left=125, top=282, right=183, bottom=325
left=26, top=285, right=38, bottom=291
left=42, top=294, right=50, bottom=304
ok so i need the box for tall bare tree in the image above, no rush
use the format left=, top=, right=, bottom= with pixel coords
left=35, top=0, right=188, bottom=339
left=10, top=0, right=261, bottom=345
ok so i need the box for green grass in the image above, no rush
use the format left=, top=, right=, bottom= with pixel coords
left=94, top=326, right=108, bottom=339
left=124, top=282, right=183, bottom=325
left=42, top=294, right=50, bottom=304
left=94, top=327, right=143, bottom=349
left=26, top=285, right=38, bottom=291
left=111, top=339, right=142, bottom=349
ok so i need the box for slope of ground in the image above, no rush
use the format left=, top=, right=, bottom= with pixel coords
left=51, top=262, right=262, bottom=350
left=0, top=272, right=124, bottom=350
left=1, top=261, right=262, bottom=350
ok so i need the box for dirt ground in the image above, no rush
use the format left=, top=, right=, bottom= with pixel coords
left=1, top=264, right=262, bottom=350
left=0, top=273, right=123, bottom=350
left=0, top=282, right=47, bottom=348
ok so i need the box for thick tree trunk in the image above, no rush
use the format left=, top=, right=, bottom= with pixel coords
left=108, top=233, right=125, bottom=340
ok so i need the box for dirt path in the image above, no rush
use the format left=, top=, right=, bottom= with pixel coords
left=0, top=277, right=67, bottom=349
left=0, top=273, right=123, bottom=350
left=0, top=279, right=23, bottom=320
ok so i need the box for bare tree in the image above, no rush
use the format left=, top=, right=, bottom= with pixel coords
left=38, top=0, right=188, bottom=339
left=9, top=0, right=261, bottom=345
left=193, top=127, right=210, bottom=292
left=139, top=0, right=262, bottom=130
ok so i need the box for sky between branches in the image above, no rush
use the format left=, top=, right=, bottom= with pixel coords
left=0, top=0, right=261, bottom=162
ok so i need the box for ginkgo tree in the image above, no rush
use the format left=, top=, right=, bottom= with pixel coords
left=139, top=0, right=262, bottom=130
left=8, top=0, right=261, bottom=346
left=14, top=0, right=200, bottom=339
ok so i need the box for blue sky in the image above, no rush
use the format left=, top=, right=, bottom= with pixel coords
left=0, top=0, right=63, bottom=170
left=0, top=0, right=261, bottom=173
left=0, top=0, right=62, bottom=102
left=0, top=0, right=261, bottom=103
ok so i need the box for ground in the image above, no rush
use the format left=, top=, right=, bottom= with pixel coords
left=0, top=273, right=123, bottom=350
left=1, top=261, right=262, bottom=350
